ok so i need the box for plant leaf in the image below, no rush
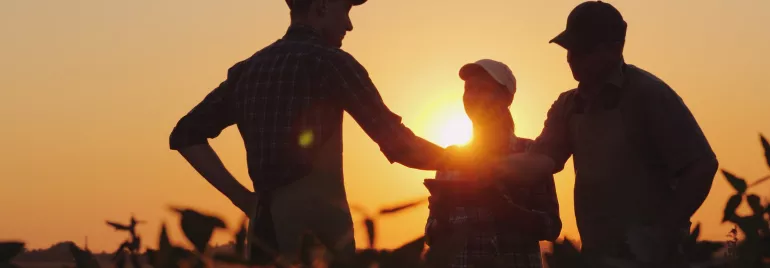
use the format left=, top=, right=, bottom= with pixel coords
left=383, top=236, right=425, bottom=268
left=129, top=253, right=141, bottom=268
left=155, top=223, right=180, bottom=268
left=364, top=218, right=375, bottom=249
left=171, top=207, right=226, bottom=253
left=67, top=242, right=101, bottom=268
left=723, top=194, right=743, bottom=222
left=722, top=170, right=747, bottom=194
left=0, top=242, right=24, bottom=263
left=544, top=237, right=587, bottom=268
left=378, top=198, right=428, bottom=215
left=761, top=134, right=770, bottom=169
left=234, top=219, right=247, bottom=258
left=299, top=232, right=325, bottom=267
left=746, top=194, right=764, bottom=215
left=688, top=240, right=725, bottom=263
left=212, top=253, right=251, bottom=265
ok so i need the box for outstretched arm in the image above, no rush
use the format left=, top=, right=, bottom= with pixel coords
left=486, top=93, right=574, bottom=185
left=169, top=60, right=255, bottom=214
left=323, top=52, right=446, bottom=170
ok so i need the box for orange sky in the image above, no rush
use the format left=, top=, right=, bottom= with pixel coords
left=1, top=0, right=769, bottom=252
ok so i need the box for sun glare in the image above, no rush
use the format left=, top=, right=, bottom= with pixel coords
left=432, top=109, right=473, bottom=148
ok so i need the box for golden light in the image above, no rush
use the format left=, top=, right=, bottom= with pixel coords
left=428, top=106, right=473, bottom=148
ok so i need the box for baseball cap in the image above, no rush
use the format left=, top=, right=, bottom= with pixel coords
left=285, top=0, right=367, bottom=9
left=549, top=1, right=627, bottom=51
left=459, top=59, right=517, bottom=96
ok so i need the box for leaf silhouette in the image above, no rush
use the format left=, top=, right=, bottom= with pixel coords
left=688, top=241, right=725, bottom=263
left=154, top=223, right=182, bottom=268
left=544, top=237, right=587, bottom=268
left=67, top=242, right=101, bottom=268
left=383, top=236, right=425, bottom=268
left=684, top=223, right=701, bottom=251
left=144, top=249, right=156, bottom=266
left=723, top=194, right=743, bottom=222
left=170, top=207, right=226, bottom=253
left=746, top=194, right=764, bottom=215
left=129, top=254, right=141, bottom=268
left=761, top=134, right=770, bottom=169
left=234, top=219, right=247, bottom=258
left=722, top=170, right=747, bottom=194
left=378, top=198, right=428, bottom=215
left=299, top=232, right=325, bottom=267
left=212, top=253, right=251, bottom=265
left=0, top=242, right=24, bottom=264
left=364, top=218, right=375, bottom=249
left=114, top=253, right=126, bottom=268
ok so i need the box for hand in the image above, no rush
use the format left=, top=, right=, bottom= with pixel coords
left=231, top=191, right=259, bottom=216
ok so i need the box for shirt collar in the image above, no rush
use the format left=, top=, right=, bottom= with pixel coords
left=283, top=24, right=323, bottom=42
left=606, top=62, right=625, bottom=88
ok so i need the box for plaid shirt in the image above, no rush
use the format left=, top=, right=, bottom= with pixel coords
left=169, top=25, right=441, bottom=191
left=425, top=137, right=561, bottom=268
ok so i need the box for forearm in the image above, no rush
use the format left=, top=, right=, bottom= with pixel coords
left=493, top=153, right=556, bottom=186
left=175, top=143, right=252, bottom=200
left=391, top=137, right=447, bottom=171
left=664, top=156, right=719, bottom=225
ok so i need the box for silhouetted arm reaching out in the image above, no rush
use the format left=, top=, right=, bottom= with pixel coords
left=323, top=51, right=446, bottom=170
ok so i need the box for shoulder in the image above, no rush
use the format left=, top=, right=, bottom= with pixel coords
left=548, top=88, right=578, bottom=112
left=625, top=64, right=679, bottom=100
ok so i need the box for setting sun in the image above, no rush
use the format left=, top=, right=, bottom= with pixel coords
left=429, top=107, right=474, bottom=148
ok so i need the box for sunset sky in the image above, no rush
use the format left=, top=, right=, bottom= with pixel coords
left=1, top=0, right=769, bottom=252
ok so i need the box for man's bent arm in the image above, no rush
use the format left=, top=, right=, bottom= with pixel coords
left=323, top=52, right=445, bottom=170
left=643, top=84, right=719, bottom=226
left=176, top=144, right=253, bottom=210
left=664, top=155, right=718, bottom=226
left=169, top=60, right=254, bottom=213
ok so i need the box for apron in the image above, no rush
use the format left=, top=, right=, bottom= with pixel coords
left=246, top=120, right=354, bottom=264
left=568, top=79, right=686, bottom=265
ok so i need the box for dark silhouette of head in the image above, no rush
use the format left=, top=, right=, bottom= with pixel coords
left=286, top=0, right=366, bottom=48
left=550, top=1, right=626, bottom=84
left=459, top=60, right=516, bottom=140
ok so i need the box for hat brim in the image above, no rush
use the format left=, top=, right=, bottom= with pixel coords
left=459, top=63, right=487, bottom=80
left=549, top=30, right=575, bottom=50
left=351, top=0, right=367, bottom=5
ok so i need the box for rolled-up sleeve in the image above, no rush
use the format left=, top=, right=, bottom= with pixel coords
left=641, top=83, right=715, bottom=175
left=169, top=61, right=244, bottom=150
left=323, top=51, right=433, bottom=163
left=530, top=91, right=574, bottom=173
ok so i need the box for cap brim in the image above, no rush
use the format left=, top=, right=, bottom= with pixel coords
left=549, top=30, right=574, bottom=50
left=459, top=63, right=486, bottom=80
left=351, top=0, right=367, bottom=5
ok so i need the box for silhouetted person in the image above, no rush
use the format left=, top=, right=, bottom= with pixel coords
left=168, top=0, right=461, bottom=264
left=491, top=1, right=718, bottom=266
left=424, top=59, right=561, bottom=268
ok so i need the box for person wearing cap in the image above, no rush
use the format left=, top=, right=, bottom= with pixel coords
left=166, top=0, right=521, bottom=265
left=423, top=59, right=561, bottom=268
left=485, top=1, right=719, bottom=266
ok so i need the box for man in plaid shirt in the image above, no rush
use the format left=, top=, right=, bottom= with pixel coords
left=425, top=60, right=561, bottom=268
left=167, top=0, right=458, bottom=264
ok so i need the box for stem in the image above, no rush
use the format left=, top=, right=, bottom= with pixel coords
left=749, top=175, right=770, bottom=188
